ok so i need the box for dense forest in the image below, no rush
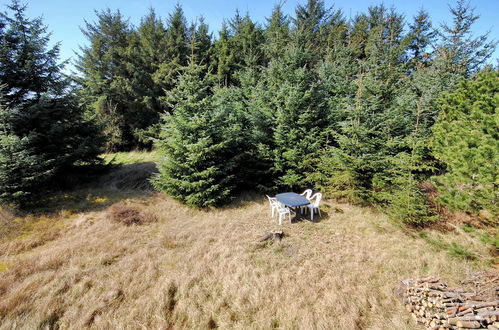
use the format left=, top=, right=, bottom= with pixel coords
left=0, top=0, right=497, bottom=225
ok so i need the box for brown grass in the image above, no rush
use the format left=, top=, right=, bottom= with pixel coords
left=0, top=159, right=496, bottom=329
left=108, top=202, right=157, bottom=226
left=0, top=194, right=495, bottom=329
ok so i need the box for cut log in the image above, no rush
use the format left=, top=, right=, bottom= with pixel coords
left=455, top=320, right=481, bottom=328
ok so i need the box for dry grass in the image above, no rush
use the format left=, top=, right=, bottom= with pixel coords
left=0, top=157, right=496, bottom=329
left=108, top=202, right=158, bottom=225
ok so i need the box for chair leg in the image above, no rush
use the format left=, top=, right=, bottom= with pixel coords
left=278, top=213, right=282, bottom=225
left=272, top=207, right=274, bottom=218
left=318, top=208, right=321, bottom=218
left=311, top=208, right=314, bottom=221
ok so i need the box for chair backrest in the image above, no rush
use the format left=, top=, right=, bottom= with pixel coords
left=275, top=202, right=287, bottom=211
left=266, top=195, right=278, bottom=205
left=300, top=189, right=313, bottom=200
left=310, top=193, right=322, bottom=207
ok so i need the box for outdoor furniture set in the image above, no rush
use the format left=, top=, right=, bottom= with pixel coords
left=266, top=190, right=322, bottom=225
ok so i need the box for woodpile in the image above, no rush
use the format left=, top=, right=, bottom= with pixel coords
left=397, top=273, right=498, bottom=329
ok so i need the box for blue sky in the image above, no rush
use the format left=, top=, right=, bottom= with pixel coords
left=11, top=0, right=499, bottom=69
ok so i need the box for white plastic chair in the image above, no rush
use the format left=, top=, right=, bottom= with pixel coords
left=266, top=195, right=279, bottom=218
left=306, top=193, right=322, bottom=220
left=300, top=189, right=313, bottom=213
left=276, top=203, right=295, bottom=225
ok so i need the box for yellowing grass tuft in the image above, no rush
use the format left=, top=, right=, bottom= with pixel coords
left=0, top=192, right=494, bottom=329
left=101, top=150, right=159, bottom=165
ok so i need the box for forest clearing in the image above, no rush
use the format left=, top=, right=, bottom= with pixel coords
left=0, top=152, right=496, bottom=329
left=0, top=0, right=498, bottom=328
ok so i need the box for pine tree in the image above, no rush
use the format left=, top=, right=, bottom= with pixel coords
left=153, top=59, right=243, bottom=207
left=431, top=70, right=498, bottom=218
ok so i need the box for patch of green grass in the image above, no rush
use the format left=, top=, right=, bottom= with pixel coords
left=418, top=232, right=476, bottom=261
left=448, top=243, right=475, bottom=260
left=101, top=151, right=159, bottom=165
left=479, top=232, right=499, bottom=249
left=461, top=224, right=475, bottom=233
left=460, top=224, right=498, bottom=250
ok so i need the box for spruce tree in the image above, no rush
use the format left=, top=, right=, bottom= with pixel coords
left=268, top=36, right=330, bottom=189
left=437, top=0, right=496, bottom=76
left=188, top=17, right=212, bottom=66
left=155, top=4, right=190, bottom=108
left=76, top=8, right=132, bottom=150
left=0, top=0, right=102, bottom=206
left=213, top=22, right=234, bottom=86
left=263, top=4, right=290, bottom=63
left=0, top=0, right=65, bottom=107
left=153, top=60, right=243, bottom=207
left=125, top=9, right=169, bottom=146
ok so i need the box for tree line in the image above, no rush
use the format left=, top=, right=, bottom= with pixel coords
left=0, top=0, right=497, bottom=224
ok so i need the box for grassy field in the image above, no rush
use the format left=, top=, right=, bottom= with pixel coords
left=0, top=152, right=496, bottom=329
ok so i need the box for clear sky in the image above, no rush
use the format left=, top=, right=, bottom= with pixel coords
left=10, top=0, right=499, bottom=69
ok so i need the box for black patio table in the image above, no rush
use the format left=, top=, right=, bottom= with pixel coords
left=275, top=192, right=310, bottom=221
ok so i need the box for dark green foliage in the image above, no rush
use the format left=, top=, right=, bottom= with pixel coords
left=0, top=0, right=65, bottom=107
left=436, top=0, right=496, bottom=76
left=0, top=1, right=102, bottom=206
left=431, top=70, right=498, bottom=218
left=152, top=60, right=244, bottom=207
left=0, top=95, right=55, bottom=205
left=266, top=37, right=330, bottom=189
left=188, top=17, right=212, bottom=66
left=125, top=9, right=169, bottom=146
left=76, top=9, right=133, bottom=150
left=63, top=0, right=498, bottom=225
left=263, top=4, right=290, bottom=62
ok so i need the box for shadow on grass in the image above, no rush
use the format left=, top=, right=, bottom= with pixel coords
left=29, top=162, right=158, bottom=215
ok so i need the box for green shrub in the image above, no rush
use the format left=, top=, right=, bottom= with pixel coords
left=431, top=71, right=498, bottom=219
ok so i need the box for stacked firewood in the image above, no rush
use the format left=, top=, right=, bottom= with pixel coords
left=398, top=274, right=498, bottom=329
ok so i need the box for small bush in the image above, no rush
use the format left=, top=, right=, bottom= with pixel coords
left=107, top=203, right=157, bottom=225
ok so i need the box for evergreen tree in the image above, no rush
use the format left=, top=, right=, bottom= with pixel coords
left=164, top=4, right=188, bottom=66
left=125, top=8, right=169, bottom=146
left=213, top=12, right=264, bottom=87
left=155, top=4, right=190, bottom=107
left=153, top=60, right=243, bottom=207
left=76, top=8, right=132, bottom=150
left=431, top=70, right=498, bottom=219
left=263, top=4, right=290, bottom=63
left=407, top=9, right=436, bottom=70
left=213, top=22, right=234, bottom=86
left=0, top=0, right=65, bottom=107
left=188, top=17, right=212, bottom=66
left=437, top=0, right=496, bottom=76
left=0, top=92, right=54, bottom=206
left=0, top=1, right=102, bottom=206
left=268, top=37, right=330, bottom=189
left=293, top=0, right=330, bottom=54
